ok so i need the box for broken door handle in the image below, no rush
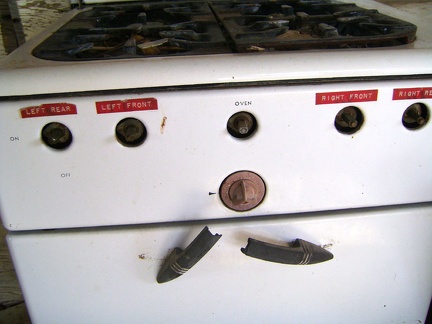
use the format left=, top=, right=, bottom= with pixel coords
left=157, top=226, right=221, bottom=283
left=241, top=238, right=333, bottom=265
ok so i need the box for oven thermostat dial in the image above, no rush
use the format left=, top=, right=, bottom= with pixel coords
left=219, top=171, right=266, bottom=212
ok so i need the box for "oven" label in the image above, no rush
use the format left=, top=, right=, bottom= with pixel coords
left=96, top=98, right=158, bottom=114
left=20, top=103, right=77, bottom=118
left=316, top=89, right=378, bottom=105
left=392, top=87, right=432, bottom=100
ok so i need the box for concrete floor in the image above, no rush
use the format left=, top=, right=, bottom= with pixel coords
left=0, top=223, right=31, bottom=323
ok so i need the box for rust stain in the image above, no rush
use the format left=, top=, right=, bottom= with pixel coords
left=160, top=116, right=167, bottom=134
left=277, top=30, right=315, bottom=40
left=138, top=253, right=164, bottom=261
left=321, top=243, right=333, bottom=249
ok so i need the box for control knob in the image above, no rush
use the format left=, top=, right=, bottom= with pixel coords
left=219, top=171, right=266, bottom=211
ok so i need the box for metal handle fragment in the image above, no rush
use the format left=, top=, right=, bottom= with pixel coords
left=241, top=238, right=333, bottom=265
left=157, top=226, right=221, bottom=283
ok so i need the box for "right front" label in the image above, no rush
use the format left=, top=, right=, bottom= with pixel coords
left=316, top=89, right=378, bottom=105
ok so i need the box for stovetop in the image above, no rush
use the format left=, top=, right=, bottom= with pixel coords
left=32, top=0, right=418, bottom=61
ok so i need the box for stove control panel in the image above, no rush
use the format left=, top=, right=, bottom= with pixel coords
left=0, top=79, right=431, bottom=230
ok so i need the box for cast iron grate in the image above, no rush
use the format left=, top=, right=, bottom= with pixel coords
left=32, top=0, right=417, bottom=61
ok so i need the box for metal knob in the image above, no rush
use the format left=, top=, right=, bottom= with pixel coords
left=220, top=171, right=266, bottom=211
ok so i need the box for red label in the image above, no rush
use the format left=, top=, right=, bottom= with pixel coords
left=392, top=87, right=432, bottom=100
left=20, top=103, right=77, bottom=118
left=316, top=89, right=378, bottom=105
left=96, top=98, right=158, bottom=114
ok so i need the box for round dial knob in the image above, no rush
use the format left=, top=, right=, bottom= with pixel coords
left=41, top=122, right=73, bottom=150
left=115, top=118, right=147, bottom=147
left=227, top=111, right=257, bottom=138
left=219, top=171, right=266, bottom=212
left=402, top=103, right=429, bottom=130
left=334, top=106, right=364, bottom=134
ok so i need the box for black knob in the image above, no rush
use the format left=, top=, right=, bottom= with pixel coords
left=41, top=122, right=73, bottom=150
left=402, top=103, right=429, bottom=130
left=116, top=118, right=147, bottom=147
left=227, top=111, right=257, bottom=139
left=334, top=106, right=364, bottom=134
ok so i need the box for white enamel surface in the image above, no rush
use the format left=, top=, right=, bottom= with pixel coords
left=1, top=79, right=431, bottom=230
left=7, top=204, right=432, bottom=323
left=1, top=49, right=432, bottom=97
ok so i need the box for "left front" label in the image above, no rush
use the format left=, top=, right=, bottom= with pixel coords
left=21, top=103, right=77, bottom=118
left=95, top=98, right=158, bottom=114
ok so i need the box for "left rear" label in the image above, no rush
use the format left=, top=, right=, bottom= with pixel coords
left=20, top=103, right=77, bottom=118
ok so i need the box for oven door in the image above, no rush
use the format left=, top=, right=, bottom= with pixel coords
left=7, top=203, right=432, bottom=323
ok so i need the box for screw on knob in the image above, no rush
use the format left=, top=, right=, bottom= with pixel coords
left=341, top=111, right=358, bottom=129
left=41, top=122, right=73, bottom=150
left=236, top=118, right=250, bottom=135
left=229, top=179, right=257, bottom=206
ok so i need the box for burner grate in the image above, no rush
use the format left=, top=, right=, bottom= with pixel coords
left=33, top=2, right=229, bottom=60
left=211, top=0, right=417, bottom=52
left=32, top=0, right=417, bottom=61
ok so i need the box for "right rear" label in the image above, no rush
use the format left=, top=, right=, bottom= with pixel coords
left=392, top=87, right=432, bottom=100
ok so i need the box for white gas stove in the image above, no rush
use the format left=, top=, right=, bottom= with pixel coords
left=0, top=0, right=431, bottom=322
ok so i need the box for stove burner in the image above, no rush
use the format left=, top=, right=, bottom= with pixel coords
left=32, top=0, right=417, bottom=61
